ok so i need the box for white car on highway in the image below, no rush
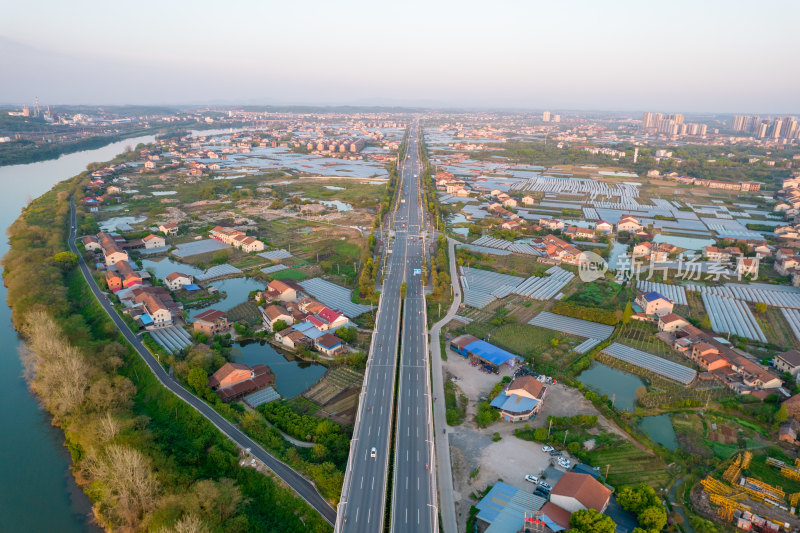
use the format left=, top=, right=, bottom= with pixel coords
left=370, top=447, right=377, bottom=459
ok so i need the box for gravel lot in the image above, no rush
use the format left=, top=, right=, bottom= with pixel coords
left=442, top=347, right=629, bottom=531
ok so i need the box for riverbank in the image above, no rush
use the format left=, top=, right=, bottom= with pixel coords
left=2, top=150, right=332, bottom=531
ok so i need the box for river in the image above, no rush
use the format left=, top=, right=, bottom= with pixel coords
left=0, top=135, right=154, bottom=532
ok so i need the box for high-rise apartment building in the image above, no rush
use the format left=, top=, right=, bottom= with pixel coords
left=542, top=111, right=551, bottom=122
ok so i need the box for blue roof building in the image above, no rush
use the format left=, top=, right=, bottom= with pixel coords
left=490, top=394, right=541, bottom=422
left=460, top=339, right=522, bottom=368
left=475, top=481, right=546, bottom=533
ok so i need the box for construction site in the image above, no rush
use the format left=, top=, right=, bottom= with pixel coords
left=695, top=452, right=800, bottom=532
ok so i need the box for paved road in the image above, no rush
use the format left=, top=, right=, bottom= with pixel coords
left=338, top=123, right=436, bottom=532
left=390, top=126, right=437, bottom=533
left=430, top=237, right=462, bottom=533
left=67, top=200, right=337, bottom=526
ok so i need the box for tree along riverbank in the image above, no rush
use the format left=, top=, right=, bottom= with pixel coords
left=2, top=164, right=331, bottom=532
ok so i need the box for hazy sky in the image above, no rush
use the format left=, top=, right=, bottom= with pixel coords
left=1, top=0, right=798, bottom=113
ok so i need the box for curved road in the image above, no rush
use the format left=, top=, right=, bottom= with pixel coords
left=430, top=236, right=462, bottom=533
left=68, top=200, right=337, bottom=526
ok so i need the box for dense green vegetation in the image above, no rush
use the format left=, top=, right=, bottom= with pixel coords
left=444, top=381, right=467, bottom=425
left=2, top=171, right=331, bottom=531
left=552, top=300, right=620, bottom=325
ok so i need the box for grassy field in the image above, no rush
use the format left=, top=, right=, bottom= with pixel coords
left=490, top=323, right=576, bottom=357
left=280, top=180, right=386, bottom=209
left=745, top=452, right=800, bottom=495
left=585, top=443, right=671, bottom=488
left=270, top=268, right=307, bottom=281
left=563, top=279, right=632, bottom=312
left=755, top=306, right=800, bottom=351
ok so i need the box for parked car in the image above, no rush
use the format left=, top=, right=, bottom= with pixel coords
left=534, top=487, right=550, bottom=498
left=558, top=458, right=571, bottom=469
left=541, top=445, right=554, bottom=452
left=537, top=481, right=552, bottom=490
left=549, top=450, right=562, bottom=456
left=524, top=474, right=539, bottom=484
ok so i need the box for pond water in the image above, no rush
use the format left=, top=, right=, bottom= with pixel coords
left=325, top=185, right=345, bottom=190
left=233, top=341, right=327, bottom=398
left=99, top=215, right=147, bottom=232
left=607, top=241, right=630, bottom=270
left=639, top=414, right=678, bottom=450
left=140, top=257, right=265, bottom=318
left=151, top=190, right=177, bottom=196
left=451, top=227, right=469, bottom=237
left=578, top=362, right=645, bottom=411
left=448, top=213, right=468, bottom=225
left=302, top=198, right=353, bottom=211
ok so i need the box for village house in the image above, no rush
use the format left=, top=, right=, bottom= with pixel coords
left=132, top=288, right=173, bottom=328
left=104, top=260, right=142, bottom=292
left=595, top=220, right=613, bottom=234
left=208, top=362, right=272, bottom=402
left=164, top=272, right=194, bottom=291
left=298, top=297, right=326, bottom=315
left=315, top=332, right=344, bottom=357
left=616, top=215, right=642, bottom=233
left=97, top=232, right=129, bottom=266
left=658, top=313, right=689, bottom=332
left=143, top=234, right=166, bottom=249
left=539, top=217, right=565, bottom=230
left=261, top=304, right=294, bottom=331
left=158, top=223, right=179, bottom=236
left=703, top=245, right=742, bottom=262
left=632, top=241, right=652, bottom=257
left=274, top=327, right=310, bottom=351
left=192, top=309, right=229, bottom=337
left=308, top=307, right=348, bottom=331
left=549, top=472, right=612, bottom=514
left=209, top=226, right=265, bottom=252
left=564, top=226, right=595, bottom=240
left=521, top=195, right=536, bottom=206
left=635, top=291, right=674, bottom=317
left=489, top=375, right=548, bottom=422
left=775, top=350, right=800, bottom=377
left=263, top=279, right=298, bottom=303
left=501, top=219, right=523, bottom=232
left=82, top=235, right=102, bottom=252
left=736, top=257, right=759, bottom=278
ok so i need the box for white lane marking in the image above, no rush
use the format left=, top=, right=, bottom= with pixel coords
left=356, top=508, right=359, bottom=522
left=367, top=508, right=371, bottom=523
left=372, top=477, right=375, bottom=490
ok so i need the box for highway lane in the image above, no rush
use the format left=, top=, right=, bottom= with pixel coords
left=67, top=200, right=337, bottom=526
left=390, top=126, right=436, bottom=533
left=338, top=125, right=432, bottom=532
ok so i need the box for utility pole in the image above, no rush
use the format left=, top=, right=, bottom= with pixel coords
left=563, top=429, right=568, bottom=447
left=548, top=418, right=553, bottom=439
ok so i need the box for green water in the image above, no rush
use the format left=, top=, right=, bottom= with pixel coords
left=578, top=362, right=646, bottom=411
left=639, top=414, right=679, bottom=450
left=234, top=341, right=327, bottom=398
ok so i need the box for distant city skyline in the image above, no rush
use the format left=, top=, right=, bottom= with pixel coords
left=1, top=0, right=798, bottom=113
